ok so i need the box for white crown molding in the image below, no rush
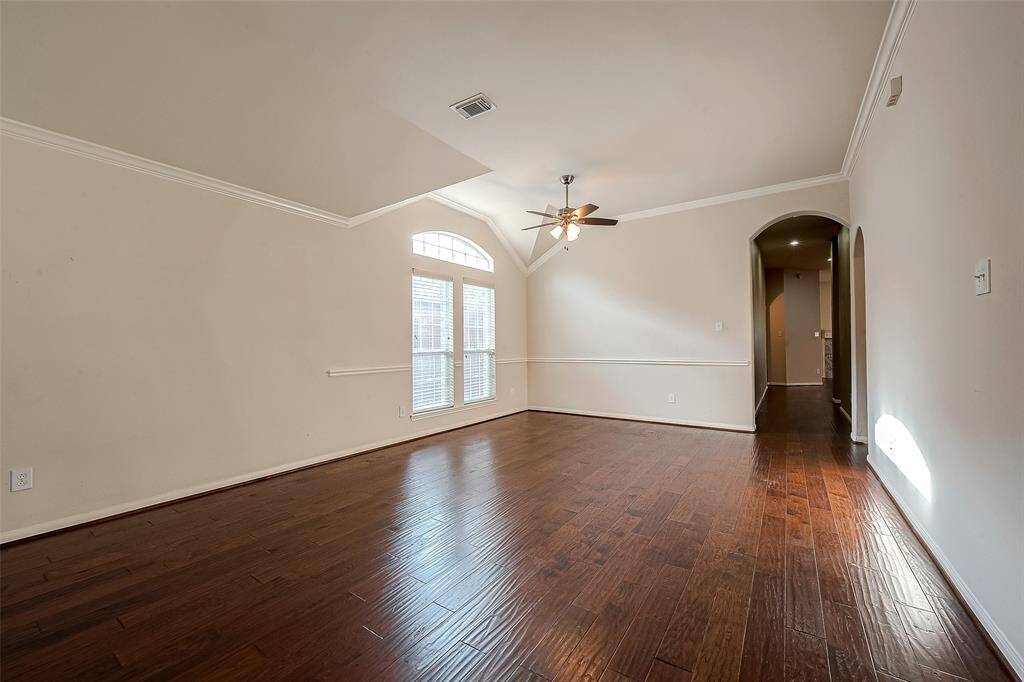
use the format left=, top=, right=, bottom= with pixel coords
left=841, top=0, right=917, bottom=176
left=425, top=193, right=528, bottom=275
left=612, top=173, right=847, bottom=224
left=528, top=357, right=749, bottom=367
left=526, top=173, right=847, bottom=275
left=334, top=192, right=528, bottom=275
left=1, top=117, right=530, bottom=274
left=0, top=118, right=351, bottom=227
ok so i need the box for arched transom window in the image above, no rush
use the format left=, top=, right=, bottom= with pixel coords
left=412, top=231, right=493, bottom=272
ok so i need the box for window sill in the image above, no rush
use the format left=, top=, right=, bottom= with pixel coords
left=410, top=399, right=497, bottom=421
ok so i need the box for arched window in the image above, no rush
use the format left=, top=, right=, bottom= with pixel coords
left=412, top=231, right=493, bottom=272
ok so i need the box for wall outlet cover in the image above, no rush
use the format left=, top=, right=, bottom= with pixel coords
left=714, top=320, right=724, bottom=332
left=667, top=393, right=677, bottom=404
left=11, top=468, right=33, bottom=492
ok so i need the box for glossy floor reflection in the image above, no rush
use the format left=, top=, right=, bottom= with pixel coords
left=1, top=386, right=1012, bottom=680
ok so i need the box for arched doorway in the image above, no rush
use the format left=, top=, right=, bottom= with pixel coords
left=852, top=227, right=868, bottom=442
left=749, top=211, right=852, bottom=433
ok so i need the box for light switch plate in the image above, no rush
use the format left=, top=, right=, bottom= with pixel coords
left=974, top=258, right=991, bottom=295
left=10, top=468, right=33, bottom=492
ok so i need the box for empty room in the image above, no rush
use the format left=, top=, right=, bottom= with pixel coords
left=1, top=1, right=1021, bottom=680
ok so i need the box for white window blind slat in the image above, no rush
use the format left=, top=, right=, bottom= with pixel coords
left=463, top=283, right=495, bottom=403
left=412, top=274, right=454, bottom=413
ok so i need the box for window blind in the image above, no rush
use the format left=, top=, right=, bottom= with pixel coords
left=412, top=274, right=454, bottom=413
left=463, top=283, right=495, bottom=403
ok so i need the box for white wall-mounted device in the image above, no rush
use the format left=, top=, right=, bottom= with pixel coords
left=974, top=258, right=991, bottom=295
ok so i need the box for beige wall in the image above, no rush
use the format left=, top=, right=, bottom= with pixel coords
left=849, top=1, right=1023, bottom=670
left=527, top=181, right=849, bottom=431
left=765, top=269, right=787, bottom=384
left=765, top=268, right=823, bottom=385
left=0, top=136, right=528, bottom=540
left=818, top=270, right=832, bottom=330
left=819, top=270, right=832, bottom=375
left=782, top=269, right=822, bottom=384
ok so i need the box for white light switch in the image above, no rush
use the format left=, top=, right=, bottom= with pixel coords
left=974, top=258, right=991, bottom=295
left=714, top=320, right=724, bottom=332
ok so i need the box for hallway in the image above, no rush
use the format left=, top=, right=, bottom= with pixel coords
left=1, top=389, right=1012, bottom=680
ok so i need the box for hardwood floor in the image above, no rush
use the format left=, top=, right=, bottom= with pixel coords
left=1, top=386, right=1012, bottom=681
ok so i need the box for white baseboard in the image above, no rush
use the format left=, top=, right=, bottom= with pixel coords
left=868, top=457, right=1024, bottom=678
left=768, top=381, right=824, bottom=387
left=1, top=407, right=526, bottom=544
left=528, top=405, right=755, bottom=433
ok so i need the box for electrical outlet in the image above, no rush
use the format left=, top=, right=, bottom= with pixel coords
left=816, top=368, right=821, bottom=375
left=10, top=468, right=33, bottom=492
left=667, top=393, right=677, bottom=404
left=398, top=405, right=407, bottom=418
left=714, top=320, right=724, bottom=332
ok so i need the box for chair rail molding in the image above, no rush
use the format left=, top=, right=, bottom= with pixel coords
left=527, top=357, right=750, bottom=367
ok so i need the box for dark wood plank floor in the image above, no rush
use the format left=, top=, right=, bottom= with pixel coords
left=1, top=386, right=1012, bottom=681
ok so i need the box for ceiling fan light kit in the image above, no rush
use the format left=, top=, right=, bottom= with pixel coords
left=523, top=174, right=618, bottom=244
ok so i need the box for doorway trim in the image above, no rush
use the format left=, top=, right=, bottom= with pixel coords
left=748, top=210, right=852, bottom=431
left=851, top=226, right=869, bottom=443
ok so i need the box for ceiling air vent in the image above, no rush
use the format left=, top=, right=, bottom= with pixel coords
left=450, top=93, right=495, bottom=119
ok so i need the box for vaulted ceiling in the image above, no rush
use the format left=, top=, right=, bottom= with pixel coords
left=2, top=1, right=891, bottom=267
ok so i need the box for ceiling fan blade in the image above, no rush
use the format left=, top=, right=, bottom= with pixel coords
left=522, top=222, right=559, bottom=230
left=578, top=217, right=618, bottom=226
left=527, top=210, right=558, bottom=219
left=573, top=203, right=598, bottom=218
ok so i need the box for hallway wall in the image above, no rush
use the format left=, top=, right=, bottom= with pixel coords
left=849, top=0, right=1024, bottom=671
left=527, top=181, right=849, bottom=432
left=781, top=269, right=822, bottom=384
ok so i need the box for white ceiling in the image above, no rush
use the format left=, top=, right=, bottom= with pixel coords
left=756, top=215, right=842, bottom=271
left=3, top=2, right=891, bottom=266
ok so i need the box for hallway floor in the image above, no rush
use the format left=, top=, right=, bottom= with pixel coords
left=1, top=386, right=1012, bottom=680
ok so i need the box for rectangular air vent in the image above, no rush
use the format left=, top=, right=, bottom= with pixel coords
left=450, top=93, right=495, bottom=119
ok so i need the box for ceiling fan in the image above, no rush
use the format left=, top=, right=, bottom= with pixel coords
left=523, top=175, right=618, bottom=242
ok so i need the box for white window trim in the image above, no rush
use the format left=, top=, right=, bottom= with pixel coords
left=412, top=231, right=494, bottom=272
